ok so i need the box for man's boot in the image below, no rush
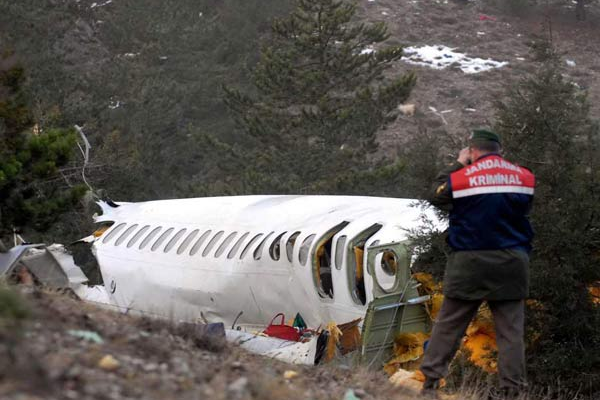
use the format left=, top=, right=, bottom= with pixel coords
left=420, top=377, right=440, bottom=399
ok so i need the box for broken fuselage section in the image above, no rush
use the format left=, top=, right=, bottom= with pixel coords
left=86, top=195, right=441, bottom=367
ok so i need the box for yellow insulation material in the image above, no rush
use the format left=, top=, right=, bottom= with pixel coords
left=383, top=332, right=429, bottom=375
left=383, top=273, right=500, bottom=376
left=325, top=322, right=343, bottom=362
left=589, top=282, right=600, bottom=305
left=382, top=251, right=398, bottom=274
left=353, top=246, right=364, bottom=280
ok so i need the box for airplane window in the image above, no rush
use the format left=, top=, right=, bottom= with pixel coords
left=334, top=235, right=347, bottom=270
left=202, top=231, right=224, bottom=257
left=299, top=234, right=316, bottom=266
left=269, top=231, right=287, bottom=261
left=102, top=223, right=126, bottom=244
left=228, top=232, right=249, bottom=259
left=215, top=232, right=237, bottom=258
left=189, top=230, right=212, bottom=256
left=381, top=251, right=398, bottom=276
left=286, top=231, right=301, bottom=262
left=115, top=224, right=139, bottom=246
left=127, top=225, right=150, bottom=248
left=164, top=228, right=187, bottom=253
left=151, top=228, right=174, bottom=252
left=254, top=232, right=274, bottom=261
left=139, top=227, right=162, bottom=250
left=239, top=233, right=263, bottom=259
left=177, top=229, right=199, bottom=255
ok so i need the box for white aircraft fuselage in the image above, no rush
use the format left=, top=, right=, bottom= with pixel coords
left=91, top=195, right=440, bottom=329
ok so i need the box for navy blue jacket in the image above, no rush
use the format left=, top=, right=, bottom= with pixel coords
left=431, top=154, right=535, bottom=253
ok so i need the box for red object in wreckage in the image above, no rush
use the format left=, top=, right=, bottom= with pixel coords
left=263, top=313, right=301, bottom=342
left=479, top=14, right=497, bottom=21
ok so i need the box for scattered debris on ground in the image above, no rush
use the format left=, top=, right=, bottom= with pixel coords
left=0, top=288, right=427, bottom=400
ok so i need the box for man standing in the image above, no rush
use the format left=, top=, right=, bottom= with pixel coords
left=420, top=129, right=535, bottom=399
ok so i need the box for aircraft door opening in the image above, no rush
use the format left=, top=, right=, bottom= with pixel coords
left=346, top=224, right=382, bottom=305
left=312, top=222, right=349, bottom=299
left=366, top=241, right=413, bottom=298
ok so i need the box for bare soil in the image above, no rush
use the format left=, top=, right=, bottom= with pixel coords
left=358, top=0, right=600, bottom=159
left=0, top=288, right=419, bottom=400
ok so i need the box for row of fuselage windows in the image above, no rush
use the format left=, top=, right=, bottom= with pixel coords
left=101, top=222, right=318, bottom=265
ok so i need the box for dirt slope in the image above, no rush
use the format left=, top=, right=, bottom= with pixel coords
left=0, top=289, right=421, bottom=400
left=357, top=0, right=600, bottom=158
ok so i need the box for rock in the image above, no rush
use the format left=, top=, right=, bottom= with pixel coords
left=228, top=376, right=249, bottom=397
left=143, top=363, right=159, bottom=372
left=398, top=103, right=416, bottom=116
left=98, top=354, right=120, bottom=371
left=231, top=361, right=244, bottom=370
left=283, top=370, right=298, bottom=379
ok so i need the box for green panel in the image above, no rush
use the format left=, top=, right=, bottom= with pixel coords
left=359, top=292, right=431, bottom=369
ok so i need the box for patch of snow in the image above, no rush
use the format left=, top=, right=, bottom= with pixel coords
left=477, top=31, right=486, bottom=36
left=108, top=100, right=122, bottom=110
left=566, top=59, right=576, bottom=67
left=465, top=108, right=477, bottom=112
left=90, top=0, right=113, bottom=9
left=382, top=11, right=389, bottom=15
left=199, top=12, right=203, bottom=17
left=123, top=53, right=139, bottom=58
left=159, top=56, right=168, bottom=60
left=360, top=47, right=375, bottom=55
left=516, top=57, right=526, bottom=61
left=402, top=45, right=508, bottom=74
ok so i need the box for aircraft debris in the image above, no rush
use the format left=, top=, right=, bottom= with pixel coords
left=343, top=389, right=361, bottom=400
left=1, top=195, right=449, bottom=375
left=479, top=14, right=497, bottom=22
left=226, top=329, right=319, bottom=365
left=264, top=313, right=302, bottom=341
left=67, top=330, right=104, bottom=344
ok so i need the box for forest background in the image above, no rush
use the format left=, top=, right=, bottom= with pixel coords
left=1, top=0, right=599, bottom=397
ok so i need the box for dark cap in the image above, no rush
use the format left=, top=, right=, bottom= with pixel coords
left=470, top=129, right=500, bottom=145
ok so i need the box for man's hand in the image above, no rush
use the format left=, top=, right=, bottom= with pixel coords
left=457, top=147, right=471, bottom=166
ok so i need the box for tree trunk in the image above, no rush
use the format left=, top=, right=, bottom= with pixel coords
left=576, top=0, right=586, bottom=21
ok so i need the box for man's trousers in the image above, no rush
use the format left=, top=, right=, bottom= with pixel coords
left=420, top=297, right=526, bottom=390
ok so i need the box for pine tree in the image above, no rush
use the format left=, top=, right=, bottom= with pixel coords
left=223, top=0, right=415, bottom=194
left=494, top=37, right=600, bottom=394
left=0, top=53, right=85, bottom=238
